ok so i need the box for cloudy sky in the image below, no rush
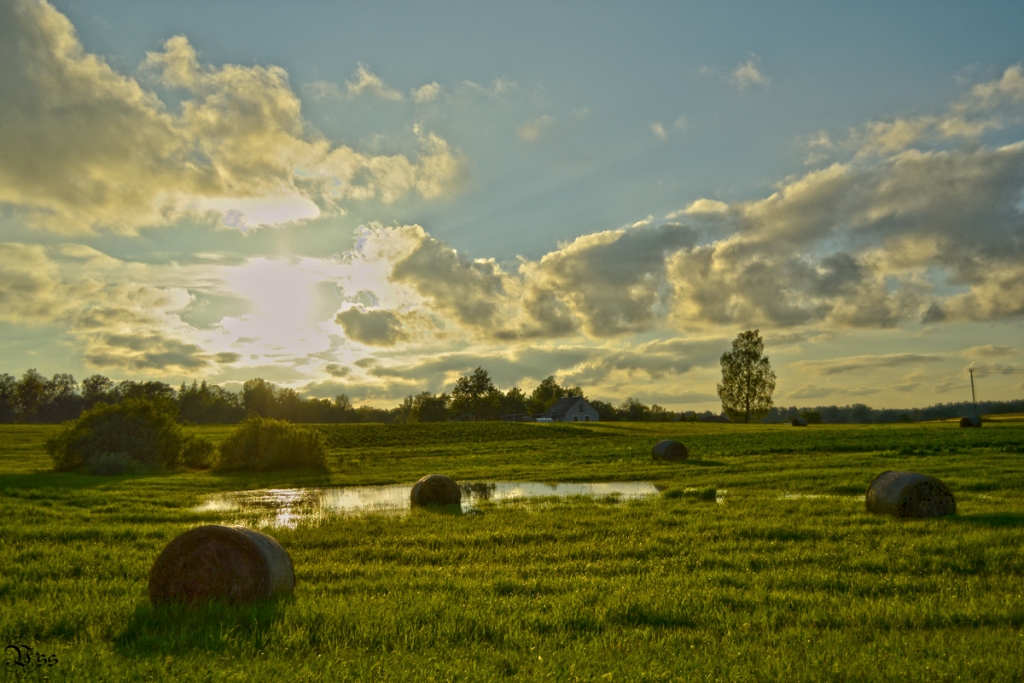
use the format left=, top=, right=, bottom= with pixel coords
left=2, top=0, right=1023, bottom=410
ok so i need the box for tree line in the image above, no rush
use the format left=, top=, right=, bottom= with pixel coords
left=2, top=366, right=1018, bottom=426
left=0, top=368, right=678, bottom=425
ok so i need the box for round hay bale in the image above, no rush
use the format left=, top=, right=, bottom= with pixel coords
left=959, top=416, right=981, bottom=428
left=792, top=417, right=808, bottom=427
left=410, top=474, right=462, bottom=506
left=865, top=471, right=956, bottom=519
left=651, top=440, right=688, bottom=461
left=149, top=525, right=295, bottom=605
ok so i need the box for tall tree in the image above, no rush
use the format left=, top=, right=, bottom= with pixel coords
left=0, top=374, right=17, bottom=423
left=449, top=367, right=501, bottom=420
left=528, top=376, right=583, bottom=414
left=717, top=329, right=776, bottom=423
left=242, top=378, right=277, bottom=417
left=15, top=369, right=50, bottom=422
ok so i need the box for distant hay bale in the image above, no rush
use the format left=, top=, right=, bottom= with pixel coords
left=959, top=416, right=981, bottom=428
left=652, top=440, right=688, bottom=461
left=410, top=474, right=462, bottom=506
left=149, top=525, right=295, bottom=605
left=865, top=471, right=956, bottom=519
left=791, top=418, right=808, bottom=427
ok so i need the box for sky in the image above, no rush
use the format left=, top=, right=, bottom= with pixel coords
left=2, top=0, right=1023, bottom=411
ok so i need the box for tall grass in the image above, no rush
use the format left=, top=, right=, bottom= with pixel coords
left=1, top=421, right=1022, bottom=681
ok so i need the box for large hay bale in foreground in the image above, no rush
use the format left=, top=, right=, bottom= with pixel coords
left=410, top=474, right=462, bottom=506
left=652, top=440, right=688, bottom=461
left=865, top=471, right=956, bottom=519
left=791, top=417, right=808, bottom=427
left=959, top=416, right=981, bottom=428
left=149, top=525, right=295, bottom=604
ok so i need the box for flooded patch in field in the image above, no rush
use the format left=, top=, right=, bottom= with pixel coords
left=194, top=481, right=659, bottom=528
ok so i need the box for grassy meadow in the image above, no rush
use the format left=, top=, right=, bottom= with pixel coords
left=1, top=421, right=1023, bottom=681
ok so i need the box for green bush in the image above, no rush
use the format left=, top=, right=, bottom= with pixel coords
left=86, top=452, right=146, bottom=476
left=181, top=434, right=217, bottom=469
left=47, top=399, right=188, bottom=473
left=216, top=416, right=328, bottom=471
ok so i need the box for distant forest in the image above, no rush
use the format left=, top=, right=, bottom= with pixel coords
left=1, top=367, right=1021, bottom=425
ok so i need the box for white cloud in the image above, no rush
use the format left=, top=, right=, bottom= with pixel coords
left=650, top=123, right=667, bottom=139
left=674, top=116, right=689, bottom=131
left=841, top=65, right=1024, bottom=156
left=0, top=1, right=462, bottom=234
left=731, top=54, right=769, bottom=90
left=345, top=63, right=403, bottom=101
left=517, top=115, right=554, bottom=142
left=412, top=82, right=443, bottom=103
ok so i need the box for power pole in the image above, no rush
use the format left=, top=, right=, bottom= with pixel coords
left=969, top=368, right=978, bottom=419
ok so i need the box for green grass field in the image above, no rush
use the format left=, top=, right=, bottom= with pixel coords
left=1, top=421, right=1023, bottom=681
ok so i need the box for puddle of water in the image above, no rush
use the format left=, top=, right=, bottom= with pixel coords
left=194, top=481, right=660, bottom=528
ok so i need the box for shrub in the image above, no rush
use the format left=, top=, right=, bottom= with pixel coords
left=216, top=417, right=327, bottom=472
left=47, top=399, right=186, bottom=473
left=86, top=452, right=146, bottom=476
left=181, top=434, right=217, bottom=469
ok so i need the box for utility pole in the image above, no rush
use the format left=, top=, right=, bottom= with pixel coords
left=969, top=368, right=978, bottom=419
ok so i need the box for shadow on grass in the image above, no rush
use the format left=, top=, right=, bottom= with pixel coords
left=115, top=597, right=290, bottom=656
left=0, top=471, right=158, bottom=491
left=411, top=503, right=463, bottom=516
left=948, top=512, right=1024, bottom=528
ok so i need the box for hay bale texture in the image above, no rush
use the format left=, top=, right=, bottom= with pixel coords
left=149, top=525, right=295, bottom=604
left=791, top=417, right=808, bottom=427
left=652, top=440, right=688, bottom=461
left=959, top=416, right=981, bottom=428
left=410, top=474, right=462, bottom=506
left=865, top=471, right=956, bottom=518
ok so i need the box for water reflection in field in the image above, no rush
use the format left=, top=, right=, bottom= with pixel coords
left=194, top=481, right=659, bottom=528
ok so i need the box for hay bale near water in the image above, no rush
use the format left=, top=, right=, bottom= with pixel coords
left=652, top=440, right=688, bottom=462
left=791, top=417, right=808, bottom=427
left=149, top=525, right=295, bottom=605
left=959, top=416, right=981, bottom=428
left=865, top=471, right=956, bottom=519
left=410, top=474, right=462, bottom=506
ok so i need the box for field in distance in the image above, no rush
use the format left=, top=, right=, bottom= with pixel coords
left=0, top=421, right=1022, bottom=681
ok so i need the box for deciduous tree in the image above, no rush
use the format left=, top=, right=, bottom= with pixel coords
left=717, top=329, right=776, bottom=423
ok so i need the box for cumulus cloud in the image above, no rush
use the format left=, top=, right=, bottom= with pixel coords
left=0, top=243, right=68, bottom=322
left=731, top=55, right=769, bottom=90
left=0, top=243, right=233, bottom=375
left=332, top=221, right=698, bottom=341
left=517, top=115, right=554, bottom=142
left=668, top=142, right=1024, bottom=329
left=345, top=63, right=403, bottom=101
left=650, top=123, right=667, bottom=139
left=412, top=82, right=443, bottom=103
left=0, top=1, right=461, bottom=233
left=843, top=65, right=1024, bottom=156
left=335, top=306, right=410, bottom=346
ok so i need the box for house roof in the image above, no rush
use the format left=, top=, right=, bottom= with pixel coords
left=536, top=396, right=588, bottom=418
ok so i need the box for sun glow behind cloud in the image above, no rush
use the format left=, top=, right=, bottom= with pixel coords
left=219, top=259, right=333, bottom=358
